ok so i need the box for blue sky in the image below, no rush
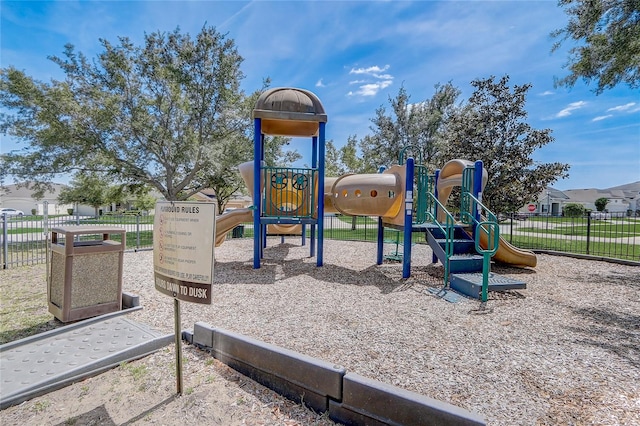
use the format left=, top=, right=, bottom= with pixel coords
left=1, top=0, right=638, bottom=190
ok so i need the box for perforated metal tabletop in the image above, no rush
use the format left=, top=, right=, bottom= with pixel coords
left=1, top=311, right=172, bottom=409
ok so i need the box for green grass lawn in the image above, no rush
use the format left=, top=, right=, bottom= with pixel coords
left=335, top=215, right=379, bottom=225
left=519, top=221, right=640, bottom=238
left=0, top=264, right=57, bottom=344
left=508, top=235, right=639, bottom=261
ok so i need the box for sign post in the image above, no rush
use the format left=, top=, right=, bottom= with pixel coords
left=153, top=201, right=216, bottom=394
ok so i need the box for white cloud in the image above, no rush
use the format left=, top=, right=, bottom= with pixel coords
left=592, top=115, right=613, bottom=122
left=349, top=65, right=390, bottom=75
left=348, top=80, right=393, bottom=97
left=315, top=79, right=325, bottom=88
left=372, top=73, right=393, bottom=80
left=607, top=102, right=637, bottom=112
left=346, top=65, right=394, bottom=97
left=539, top=90, right=554, bottom=96
left=555, top=101, right=587, bottom=118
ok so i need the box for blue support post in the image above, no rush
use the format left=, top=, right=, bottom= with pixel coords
left=402, top=158, right=414, bottom=278
left=317, top=123, right=326, bottom=266
left=473, top=161, right=483, bottom=224
left=310, top=222, right=316, bottom=257
left=310, top=136, right=318, bottom=256
left=376, top=217, right=384, bottom=265
left=301, top=224, right=306, bottom=247
left=377, top=166, right=386, bottom=265
left=472, top=160, right=483, bottom=242
left=253, top=119, right=262, bottom=269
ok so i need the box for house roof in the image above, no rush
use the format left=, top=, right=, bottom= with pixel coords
left=532, top=181, right=639, bottom=208
left=552, top=181, right=640, bottom=204
left=541, top=188, right=570, bottom=200
left=1, top=183, right=67, bottom=200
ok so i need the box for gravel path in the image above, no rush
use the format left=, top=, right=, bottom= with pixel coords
left=116, top=238, right=640, bottom=425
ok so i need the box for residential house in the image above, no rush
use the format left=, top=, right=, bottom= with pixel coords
left=0, top=183, right=91, bottom=215
left=523, top=181, right=640, bottom=216
left=189, top=188, right=252, bottom=213
left=1, top=183, right=165, bottom=216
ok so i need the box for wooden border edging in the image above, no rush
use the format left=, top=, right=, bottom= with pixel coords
left=187, top=322, right=485, bottom=425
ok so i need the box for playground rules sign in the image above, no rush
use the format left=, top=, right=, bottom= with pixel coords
left=153, top=201, right=216, bottom=304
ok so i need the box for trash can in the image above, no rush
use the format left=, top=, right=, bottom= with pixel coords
left=48, top=226, right=126, bottom=322
left=232, top=225, right=244, bottom=238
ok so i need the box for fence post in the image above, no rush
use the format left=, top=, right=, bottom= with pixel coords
left=136, top=214, right=140, bottom=251
left=44, top=201, right=49, bottom=283
left=2, top=214, right=8, bottom=269
left=586, top=213, right=591, bottom=255
left=509, top=213, right=514, bottom=243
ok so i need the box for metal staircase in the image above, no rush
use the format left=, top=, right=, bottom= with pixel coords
left=425, top=223, right=526, bottom=300
left=424, top=161, right=526, bottom=301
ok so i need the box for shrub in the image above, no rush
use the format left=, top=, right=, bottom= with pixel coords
left=595, top=197, right=609, bottom=212
left=563, top=203, right=585, bottom=217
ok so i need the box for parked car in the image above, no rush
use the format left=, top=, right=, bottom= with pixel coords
left=0, top=208, right=25, bottom=217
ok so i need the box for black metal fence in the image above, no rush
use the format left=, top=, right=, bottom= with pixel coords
left=2, top=212, right=638, bottom=269
left=1, top=213, right=154, bottom=269
left=498, top=212, right=639, bottom=262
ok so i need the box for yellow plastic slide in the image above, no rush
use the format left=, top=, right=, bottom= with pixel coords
left=476, top=226, right=537, bottom=267
left=215, top=208, right=254, bottom=247
left=437, top=159, right=537, bottom=268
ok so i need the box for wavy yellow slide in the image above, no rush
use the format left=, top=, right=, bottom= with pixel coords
left=215, top=208, right=254, bottom=247
left=476, top=225, right=537, bottom=267
left=437, top=159, right=537, bottom=268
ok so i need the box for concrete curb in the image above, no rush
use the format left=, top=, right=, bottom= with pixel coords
left=192, top=322, right=345, bottom=413
left=186, top=322, right=485, bottom=426
left=331, top=372, right=485, bottom=425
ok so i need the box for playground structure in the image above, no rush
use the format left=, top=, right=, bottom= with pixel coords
left=214, top=87, right=536, bottom=300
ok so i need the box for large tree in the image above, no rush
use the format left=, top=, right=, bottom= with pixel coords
left=443, top=75, right=570, bottom=214
left=552, top=0, right=640, bottom=93
left=1, top=26, right=254, bottom=201
left=57, top=172, right=110, bottom=217
left=359, top=83, right=461, bottom=172
left=58, top=171, right=154, bottom=216
left=339, top=135, right=367, bottom=174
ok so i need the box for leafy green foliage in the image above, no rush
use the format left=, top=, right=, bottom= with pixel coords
left=443, top=76, right=570, bottom=215
left=595, top=197, right=609, bottom=211
left=1, top=26, right=252, bottom=201
left=57, top=173, right=110, bottom=217
left=58, top=172, right=157, bottom=216
left=359, top=83, right=460, bottom=172
left=552, top=0, right=640, bottom=93
left=132, top=192, right=157, bottom=212
left=563, top=203, right=586, bottom=217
